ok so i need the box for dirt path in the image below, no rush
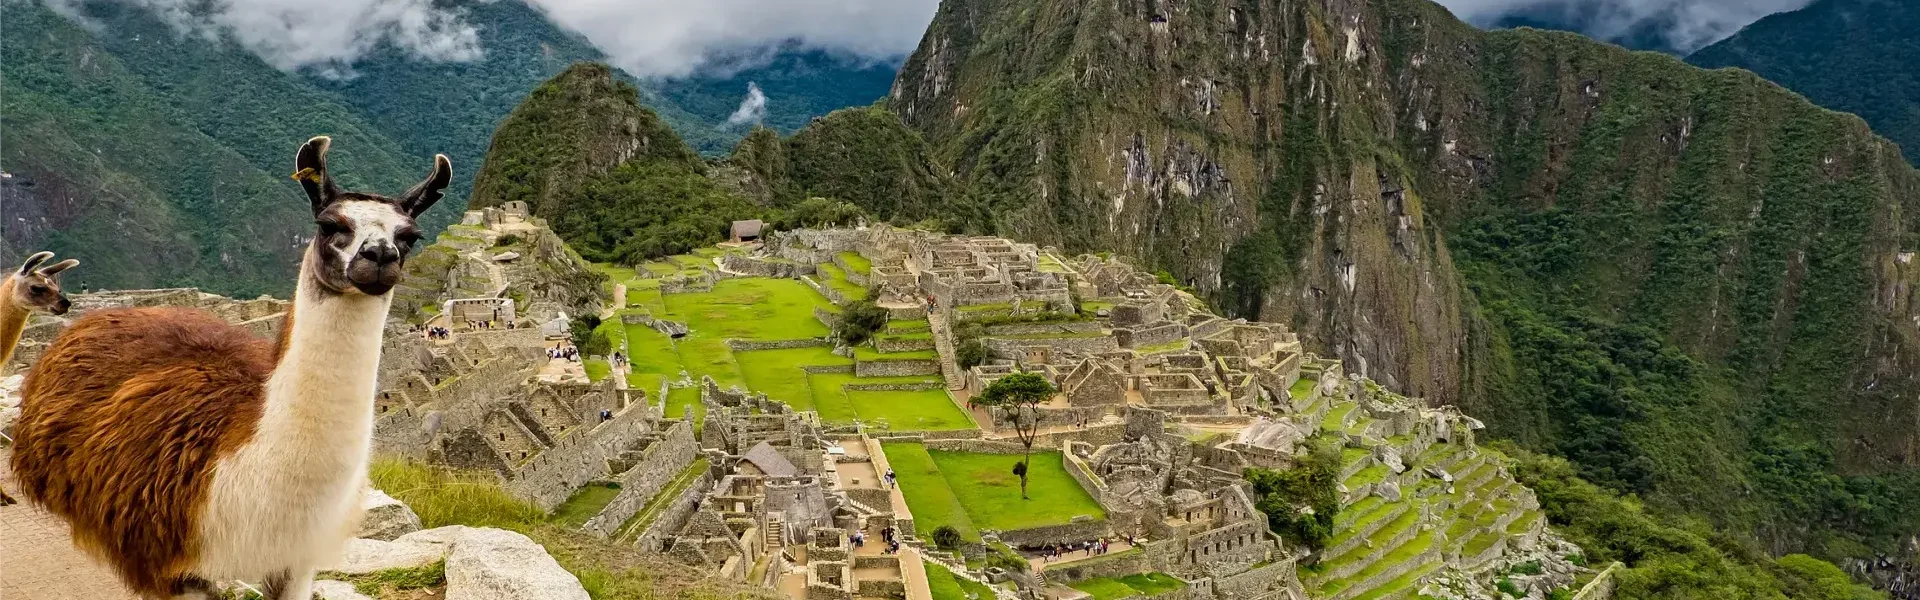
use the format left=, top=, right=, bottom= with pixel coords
left=1, top=448, right=139, bottom=600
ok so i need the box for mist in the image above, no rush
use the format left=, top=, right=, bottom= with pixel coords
left=46, top=0, right=483, bottom=74
left=726, top=83, right=771, bottom=127
left=1436, top=0, right=1813, bottom=52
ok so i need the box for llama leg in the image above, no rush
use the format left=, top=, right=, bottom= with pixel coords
left=262, top=568, right=315, bottom=600
left=165, top=575, right=220, bottom=600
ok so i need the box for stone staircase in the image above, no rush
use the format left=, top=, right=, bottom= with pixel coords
left=926, top=311, right=964, bottom=390
left=765, top=513, right=785, bottom=550
left=1301, top=396, right=1544, bottom=600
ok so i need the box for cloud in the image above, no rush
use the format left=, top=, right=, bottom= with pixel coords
left=726, top=82, right=770, bottom=126
left=47, top=0, right=482, bottom=73
left=1435, top=0, right=1812, bottom=52
left=521, top=0, right=939, bottom=78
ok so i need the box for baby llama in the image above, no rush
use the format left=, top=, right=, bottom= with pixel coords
left=10, top=136, right=449, bottom=599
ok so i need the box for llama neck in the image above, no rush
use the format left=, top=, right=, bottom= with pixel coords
left=0, top=276, right=28, bottom=368
left=256, top=257, right=393, bottom=457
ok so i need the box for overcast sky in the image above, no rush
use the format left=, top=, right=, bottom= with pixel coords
left=48, top=0, right=1806, bottom=78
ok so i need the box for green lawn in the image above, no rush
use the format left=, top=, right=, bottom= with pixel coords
left=583, top=359, right=611, bottom=382
left=736, top=346, right=850, bottom=410
left=804, top=372, right=954, bottom=427
left=662, top=278, right=833, bottom=341
left=624, top=322, right=682, bottom=379
left=550, top=482, right=621, bottom=527
left=925, top=449, right=1105, bottom=532
left=838, top=251, right=873, bottom=275
left=817, top=263, right=869, bottom=302
left=1070, top=573, right=1186, bottom=600
left=1289, top=377, right=1317, bottom=401
left=882, top=442, right=980, bottom=541
left=625, top=281, right=666, bottom=315
left=1068, top=578, right=1139, bottom=600
left=925, top=559, right=996, bottom=600
left=847, top=389, right=974, bottom=431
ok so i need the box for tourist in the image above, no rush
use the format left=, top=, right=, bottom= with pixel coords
left=851, top=530, right=865, bottom=548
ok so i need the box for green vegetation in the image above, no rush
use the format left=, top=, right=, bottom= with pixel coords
left=1070, top=573, right=1187, bottom=600
left=925, top=559, right=997, bottom=600
left=844, top=388, right=973, bottom=431
left=816, top=263, right=870, bottom=301
left=927, top=448, right=1104, bottom=531
left=321, top=560, right=445, bottom=597
left=1247, top=436, right=1342, bottom=552
left=974, top=372, right=1060, bottom=499
left=368, top=458, right=742, bottom=600
left=838, top=300, right=890, bottom=346
left=1504, top=444, right=1884, bottom=600
left=881, top=442, right=981, bottom=541
left=838, top=251, right=873, bottom=275
left=614, top=458, right=711, bottom=544
left=550, top=482, right=622, bottom=527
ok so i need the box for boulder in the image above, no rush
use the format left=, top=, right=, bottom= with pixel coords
left=313, top=580, right=373, bottom=600
left=444, top=528, right=589, bottom=600
left=358, top=488, right=423, bottom=541
left=1374, top=481, right=1402, bottom=502
left=328, top=537, right=449, bottom=575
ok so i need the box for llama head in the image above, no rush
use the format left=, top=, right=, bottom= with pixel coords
left=294, top=136, right=451, bottom=296
left=9, top=251, right=79, bottom=315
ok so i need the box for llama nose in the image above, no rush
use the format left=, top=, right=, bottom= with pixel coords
left=358, top=243, right=400, bottom=265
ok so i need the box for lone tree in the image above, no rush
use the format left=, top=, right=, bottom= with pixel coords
left=975, top=371, right=1058, bottom=499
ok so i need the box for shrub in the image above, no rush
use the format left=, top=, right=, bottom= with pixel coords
left=494, top=234, right=524, bottom=248
left=931, top=525, right=964, bottom=550
left=838, top=300, right=889, bottom=346
left=1245, top=436, right=1342, bottom=552
left=1497, top=578, right=1523, bottom=598
left=957, top=338, right=987, bottom=369
left=1511, top=560, right=1543, bottom=575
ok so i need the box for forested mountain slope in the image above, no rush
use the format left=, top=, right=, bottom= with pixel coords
left=886, top=0, right=1920, bottom=561
left=1689, top=0, right=1920, bottom=166
left=0, top=0, right=419, bottom=296
left=1, top=0, right=898, bottom=295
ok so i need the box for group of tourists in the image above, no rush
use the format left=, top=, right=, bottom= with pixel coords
left=549, top=345, right=580, bottom=361
left=421, top=326, right=452, bottom=340
left=1039, top=538, right=1119, bottom=561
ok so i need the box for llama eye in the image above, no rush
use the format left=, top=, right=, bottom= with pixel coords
left=315, top=221, right=350, bottom=238
left=395, top=230, right=422, bottom=245
left=29, top=284, right=48, bottom=294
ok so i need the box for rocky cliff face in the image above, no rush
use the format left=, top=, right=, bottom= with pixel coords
left=889, top=0, right=1920, bottom=554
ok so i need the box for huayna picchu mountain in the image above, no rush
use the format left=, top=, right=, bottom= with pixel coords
left=880, top=0, right=1918, bottom=576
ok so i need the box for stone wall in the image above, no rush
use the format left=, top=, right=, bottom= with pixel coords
left=994, top=519, right=1115, bottom=548
left=855, top=359, right=941, bottom=377
left=581, top=420, right=699, bottom=537
left=874, top=336, right=936, bottom=353
left=728, top=338, right=832, bottom=352
left=983, top=321, right=1103, bottom=336
left=1037, top=548, right=1150, bottom=585
left=981, top=335, right=1119, bottom=357
left=924, top=438, right=1029, bottom=454
left=635, top=470, right=719, bottom=552
left=844, top=381, right=945, bottom=392
left=1210, top=557, right=1301, bottom=600
left=504, top=401, right=656, bottom=510
left=721, top=254, right=804, bottom=278
left=1572, top=563, right=1621, bottom=600
left=1115, top=323, right=1188, bottom=349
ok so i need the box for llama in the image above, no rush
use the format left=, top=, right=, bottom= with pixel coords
left=0, top=250, right=79, bottom=506
left=0, top=251, right=79, bottom=367
left=10, top=136, right=450, bottom=600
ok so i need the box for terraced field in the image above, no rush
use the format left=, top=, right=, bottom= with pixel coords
left=1304, top=396, right=1547, bottom=600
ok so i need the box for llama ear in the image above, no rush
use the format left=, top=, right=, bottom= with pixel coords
left=18, top=251, right=53, bottom=275
left=293, top=136, right=340, bottom=215
left=37, top=259, right=79, bottom=277
left=400, top=154, right=452, bottom=218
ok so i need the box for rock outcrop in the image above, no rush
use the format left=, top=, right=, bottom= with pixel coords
left=357, top=488, right=423, bottom=541
left=443, top=527, right=591, bottom=600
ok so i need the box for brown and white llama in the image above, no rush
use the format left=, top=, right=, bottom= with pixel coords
left=0, top=250, right=79, bottom=506
left=10, top=136, right=449, bottom=600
